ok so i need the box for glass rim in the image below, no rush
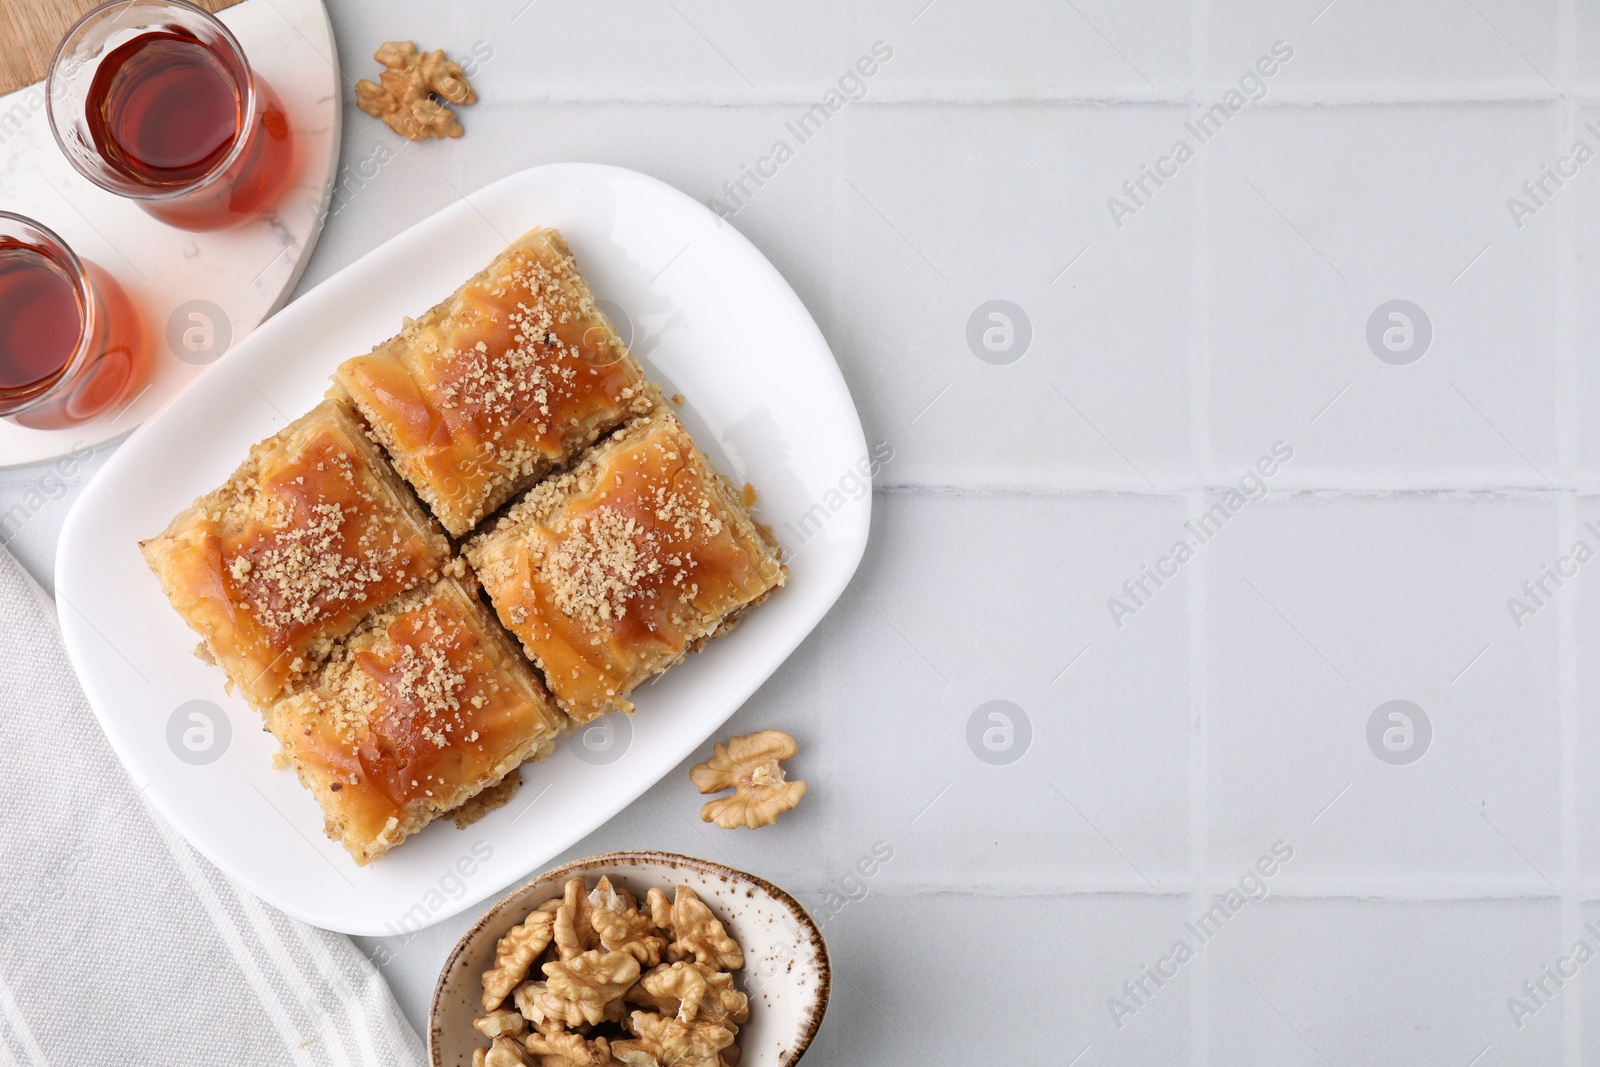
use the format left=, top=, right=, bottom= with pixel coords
left=45, top=0, right=260, bottom=203
left=0, top=211, right=99, bottom=416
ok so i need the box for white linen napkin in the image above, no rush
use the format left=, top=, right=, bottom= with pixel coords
left=0, top=545, right=423, bottom=1066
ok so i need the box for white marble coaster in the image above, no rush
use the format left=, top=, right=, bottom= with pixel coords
left=0, top=0, right=341, bottom=467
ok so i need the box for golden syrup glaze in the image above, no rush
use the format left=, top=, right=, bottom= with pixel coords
left=468, top=410, right=785, bottom=723
left=141, top=400, right=449, bottom=708
left=337, top=229, right=649, bottom=536
left=267, top=576, right=562, bottom=863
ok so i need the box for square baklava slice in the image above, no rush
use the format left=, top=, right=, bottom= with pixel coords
left=334, top=227, right=654, bottom=537
left=265, top=573, right=566, bottom=865
left=463, top=405, right=785, bottom=724
left=140, top=398, right=451, bottom=709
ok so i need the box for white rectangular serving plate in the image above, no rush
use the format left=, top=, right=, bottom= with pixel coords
left=55, top=163, right=869, bottom=934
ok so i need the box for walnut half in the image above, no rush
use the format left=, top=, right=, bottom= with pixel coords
left=354, top=41, right=478, bottom=140
left=542, top=949, right=641, bottom=1026
left=689, top=730, right=807, bottom=829
left=523, top=1030, right=613, bottom=1067
left=612, top=1009, right=734, bottom=1067
left=651, top=886, right=743, bottom=972
left=482, top=899, right=561, bottom=1010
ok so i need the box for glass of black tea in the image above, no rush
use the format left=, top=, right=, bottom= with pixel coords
left=0, top=213, right=148, bottom=429
left=47, top=0, right=295, bottom=232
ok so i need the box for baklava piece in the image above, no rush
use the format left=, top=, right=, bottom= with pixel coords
left=140, top=398, right=450, bottom=709
left=334, top=227, right=654, bottom=537
left=265, top=574, right=565, bottom=865
left=464, top=406, right=785, bottom=724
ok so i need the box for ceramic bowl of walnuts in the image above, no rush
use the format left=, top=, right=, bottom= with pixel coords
left=429, top=851, right=831, bottom=1067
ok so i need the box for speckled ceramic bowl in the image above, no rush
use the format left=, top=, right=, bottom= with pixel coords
left=429, top=851, right=830, bottom=1066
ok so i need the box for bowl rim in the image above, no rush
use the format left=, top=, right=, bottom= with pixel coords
left=428, top=850, right=832, bottom=1067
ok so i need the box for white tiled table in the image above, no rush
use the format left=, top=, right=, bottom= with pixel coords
left=7, top=0, right=1598, bottom=1061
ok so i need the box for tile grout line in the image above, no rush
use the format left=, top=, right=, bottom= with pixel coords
left=785, top=880, right=1600, bottom=900
left=1560, top=494, right=1581, bottom=1067
left=1556, top=0, right=1578, bottom=496
left=1187, top=1, right=1210, bottom=1063
left=459, top=91, right=1600, bottom=107
left=873, top=483, right=1600, bottom=498
left=1556, top=7, right=1581, bottom=1059
left=826, top=0, right=850, bottom=903
left=1186, top=481, right=1211, bottom=1067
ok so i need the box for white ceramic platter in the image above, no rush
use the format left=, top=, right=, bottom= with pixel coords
left=55, top=163, right=870, bottom=934
left=0, top=0, right=341, bottom=467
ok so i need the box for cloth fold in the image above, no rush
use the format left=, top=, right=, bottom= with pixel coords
left=0, top=546, right=423, bottom=1065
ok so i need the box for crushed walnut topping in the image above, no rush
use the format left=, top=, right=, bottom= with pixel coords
left=538, top=472, right=726, bottom=629
left=291, top=583, right=509, bottom=753
left=218, top=438, right=432, bottom=644
left=544, top=508, right=652, bottom=625
left=461, top=406, right=790, bottom=727
left=421, top=248, right=641, bottom=527
left=392, top=641, right=469, bottom=746
left=234, top=501, right=378, bottom=630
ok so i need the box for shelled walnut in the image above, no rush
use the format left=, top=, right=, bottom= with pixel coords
left=474, top=877, right=746, bottom=1067
left=483, top=900, right=561, bottom=1010
left=354, top=41, right=478, bottom=140
left=689, top=730, right=807, bottom=829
